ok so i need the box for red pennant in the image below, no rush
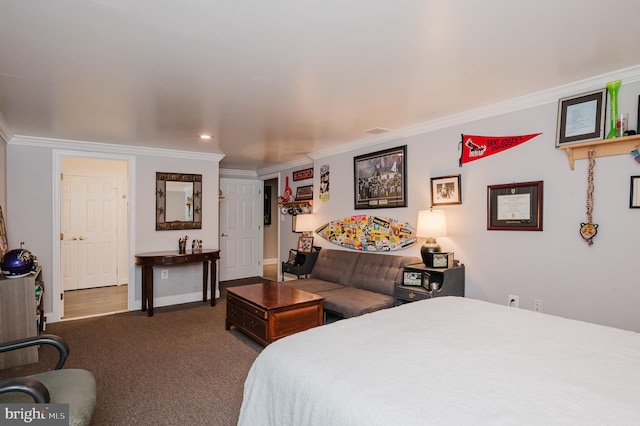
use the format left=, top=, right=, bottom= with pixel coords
left=459, top=133, right=541, bottom=165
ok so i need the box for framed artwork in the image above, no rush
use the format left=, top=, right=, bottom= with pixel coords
left=264, top=186, right=272, bottom=225
left=354, top=145, right=407, bottom=209
left=295, top=185, right=313, bottom=201
left=631, top=176, right=640, bottom=208
left=556, top=88, right=606, bottom=147
left=293, top=167, right=313, bottom=181
left=431, top=174, right=462, bottom=206
left=297, top=236, right=314, bottom=253
left=487, top=181, right=543, bottom=231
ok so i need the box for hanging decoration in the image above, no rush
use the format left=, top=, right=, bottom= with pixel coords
left=319, top=165, right=330, bottom=201
left=579, top=150, right=598, bottom=245
left=459, top=133, right=541, bottom=165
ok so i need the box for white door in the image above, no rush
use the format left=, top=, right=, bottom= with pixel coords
left=219, top=178, right=263, bottom=281
left=62, top=175, right=118, bottom=290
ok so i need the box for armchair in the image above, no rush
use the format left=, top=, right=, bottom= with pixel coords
left=0, top=334, right=96, bottom=426
left=282, top=247, right=321, bottom=279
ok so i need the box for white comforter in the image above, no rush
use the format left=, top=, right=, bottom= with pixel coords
left=238, top=297, right=640, bottom=425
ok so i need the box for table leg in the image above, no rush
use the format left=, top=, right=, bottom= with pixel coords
left=202, top=261, right=209, bottom=303
left=145, top=265, right=154, bottom=317
left=210, top=258, right=217, bottom=307
left=141, top=265, right=150, bottom=312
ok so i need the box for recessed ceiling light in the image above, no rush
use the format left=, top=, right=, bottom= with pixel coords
left=199, top=134, right=212, bottom=140
left=363, top=127, right=391, bottom=135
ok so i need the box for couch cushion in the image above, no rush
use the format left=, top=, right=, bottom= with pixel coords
left=310, top=249, right=360, bottom=286
left=349, top=253, right=421, bottom=296
left=321, top=287, right=395, bottom=318
left=286, top=279, right=344, bottom=294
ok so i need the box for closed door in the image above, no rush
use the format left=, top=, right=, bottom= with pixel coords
left=62, top=175, right=118, bottom=290
left=219, top=178, right=263, bottom=280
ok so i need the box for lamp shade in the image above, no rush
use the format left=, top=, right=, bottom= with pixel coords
left=416, top=210, right=447, bottom=238
left=294, top=214, right=315, bottom=233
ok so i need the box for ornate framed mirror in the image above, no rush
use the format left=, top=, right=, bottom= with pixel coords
left=156, top=172, right=202, bottom=230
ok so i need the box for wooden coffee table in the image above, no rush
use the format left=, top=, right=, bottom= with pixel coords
left=225, top=282, right=324, bottom=346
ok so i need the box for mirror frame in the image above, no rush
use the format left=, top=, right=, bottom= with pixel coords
left=156, top=172, right=202, bottom=231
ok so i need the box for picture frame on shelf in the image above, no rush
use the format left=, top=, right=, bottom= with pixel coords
left=295, top=185, right=313, bottom=201
left=630, top=176, right=640, bottom=208
left=354, top=145, right=407, bottom=209
left=487, top=181, right=543, bottom=231
left=431, top=174, right=462, bottom=206
left=297, top=236, right=314, bottom=253
left=556, top=88, right=606, bottom=147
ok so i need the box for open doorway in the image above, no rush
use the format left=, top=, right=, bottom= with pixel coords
left=60, top=157, right=129, bottom=319
left=262, top=177, right=279, bottom=281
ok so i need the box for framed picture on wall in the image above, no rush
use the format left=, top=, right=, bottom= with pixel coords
left=631, top=176, right=640, bottom=208
left=487, top=181, right=543, bottom=231
left=354, top=145, right=407, bottom=209
left=431, top=174, right=462, bottom=206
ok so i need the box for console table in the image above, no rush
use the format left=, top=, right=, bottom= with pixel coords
left=134, top=249, right=220, bottom=316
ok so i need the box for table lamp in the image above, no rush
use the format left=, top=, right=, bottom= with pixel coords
left=416, top=209, right=447, bottom=265
left=294, top=214, right=315, bottom=237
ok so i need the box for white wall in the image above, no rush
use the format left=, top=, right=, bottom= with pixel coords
left=309, top=82, right=640, bottom=332
left=6, top=138, right=221, bottom=321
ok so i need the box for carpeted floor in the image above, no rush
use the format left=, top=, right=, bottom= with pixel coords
left=0, top=277, right=269, bottom=425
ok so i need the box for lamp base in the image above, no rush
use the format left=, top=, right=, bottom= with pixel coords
left=420, top=238, right=441, bottom=265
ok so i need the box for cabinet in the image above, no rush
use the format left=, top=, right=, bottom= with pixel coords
left=0, top=267, right=44, bottom=368
left=395, top=263, right=464, bottom=305
left=558, top=134, right=640, bottom=170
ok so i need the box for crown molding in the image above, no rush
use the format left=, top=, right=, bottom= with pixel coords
left=9, top=135, right=224, bottom=162
left=219, top=168, right=258, bottom=178
left=257, top=157, right=312, bottom=177
left=0, top=111, right=12, bottom=144
left=309, top=64, right=640, bottom=160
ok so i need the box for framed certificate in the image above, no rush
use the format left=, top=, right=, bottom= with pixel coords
left=487, top=181, right=543, bottom=231
left=556, top=89, right=606, bottom=147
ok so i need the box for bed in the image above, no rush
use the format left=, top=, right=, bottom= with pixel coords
left=238, top=297, right=640, bottom=425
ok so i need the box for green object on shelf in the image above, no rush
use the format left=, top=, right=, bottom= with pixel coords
left=606, top=80, right=621, bottom=139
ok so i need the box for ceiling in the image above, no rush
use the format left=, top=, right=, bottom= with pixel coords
left=1, top=1, right=640, bottom=171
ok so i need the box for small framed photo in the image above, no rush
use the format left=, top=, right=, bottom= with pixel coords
left=403, top=271, right=423, bottom=287
left=556, top=88, right=606, bottom=147
left=631, top=176, right=640, bottom=208
left=295, top=185, right=313, bottom=201
left=431, top=174, right=461, bottom=206
left=487, top=181, right=543, bottom=231
left=297, top=236, right=314, bottom=253
left=354, top=145, right=407, bottom=209
left=293, top=167, right=313, bottom=181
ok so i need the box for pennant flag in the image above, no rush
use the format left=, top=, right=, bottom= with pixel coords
left=459, top=133, right=541, bottom=165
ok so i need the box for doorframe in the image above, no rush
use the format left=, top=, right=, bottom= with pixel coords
left=260, top=172, right=281, bottom=280
left=52, top=150, right=136, bottom=322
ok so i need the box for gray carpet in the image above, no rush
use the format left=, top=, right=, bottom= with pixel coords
left=0, top=277, right=268, bottom=425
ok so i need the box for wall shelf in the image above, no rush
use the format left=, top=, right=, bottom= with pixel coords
left=559, top=134, right=640, bottom=170
left=278, top=200, right=313, bottom=215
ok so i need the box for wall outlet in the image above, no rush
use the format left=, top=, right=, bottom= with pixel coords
left=161, top=269, right=169, bottom=279
left=533, top=299, right=543, bottom=312
left=508, top=294, right=519, bottom=308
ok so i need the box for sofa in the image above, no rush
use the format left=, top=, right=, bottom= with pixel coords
left=286, top=248, right=421, bottom=319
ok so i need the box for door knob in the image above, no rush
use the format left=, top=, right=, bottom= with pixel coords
left=79, top=236, right=86, bottom=240
left=72, top=237, right=78, bottom=241
left=221, top=233, right=229, bottom=237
